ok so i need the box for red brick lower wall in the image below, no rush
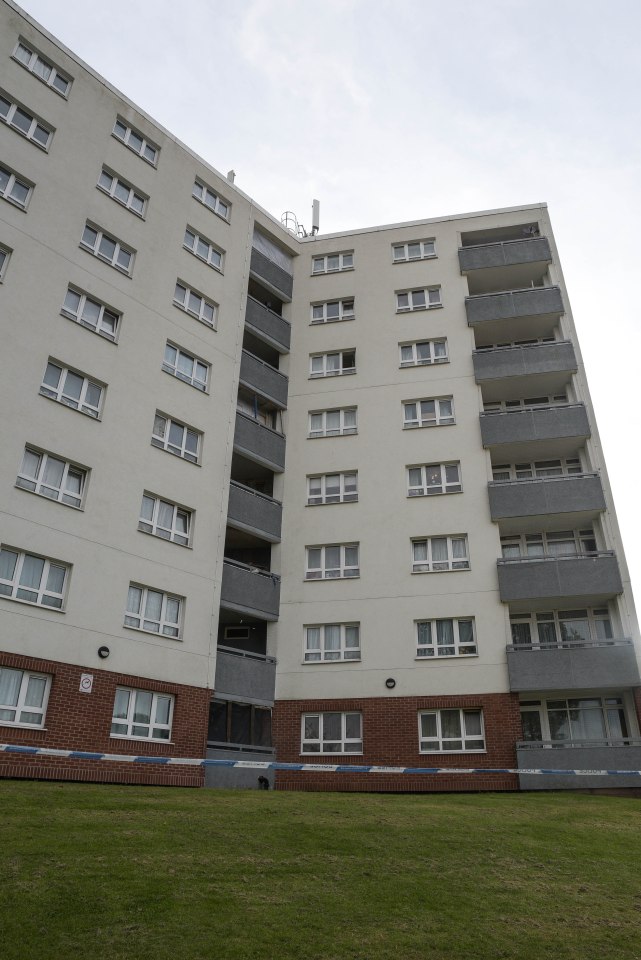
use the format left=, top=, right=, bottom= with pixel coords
left=0, top=651, right=210, bottom=787
left=273, top=693, right=522, bottom=793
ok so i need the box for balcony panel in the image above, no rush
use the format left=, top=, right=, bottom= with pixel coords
left=459, top=237, right=552, bottom=273
left=507, top=640, right=640, bottom=692
left=239, top=350, right=288, bottom=408
left=205, top=746, right=276, bottom=789
left=227, top=480, right=282, bottom=542
left=221, top=559, right=281, bottom=620
left=466, top=285, right=563, bottom=327
left=480, top=404, right=590, bottom=454
left=245, top=296, right=291, bottom=353
left=473, top=340, right=576, bottom=384
left=214, top=646, right=277, bottom=703
left=516, top=743, right=641, bottom=790
left=234, top=411, right=285, bottom=472
left=250, top=248, right=293, bottom=301
left=497, top=554, right=623, bottom=603
left=489, top=474, right=606, bottom=524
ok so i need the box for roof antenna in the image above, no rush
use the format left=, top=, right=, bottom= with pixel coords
left=280, top=199, right=320, bottom=238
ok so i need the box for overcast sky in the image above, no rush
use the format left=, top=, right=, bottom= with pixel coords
left=17, top=0, right=641, bottom=608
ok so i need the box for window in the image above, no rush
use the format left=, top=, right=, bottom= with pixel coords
left=399, top=339, right=448, bottom=367
left=308, top=407, right=357, bottom=438
left=0, top=547, right=68, bottom=609
left=492, top=458, right=582, bottom=482
left=392, top=239, right=436, bottom=262
left=417, top=619, right=477, bottom=658
left=403, top=397, right=454, bottom=428
left=308, top=472, right=358, bottom=505
left=419, top=709, right=485, bottom=752
left=16, top=447, right=87, bottom=508
left=80, top=223, right=134, bottom=275
left=304, top=624, right=360, bottom=662
left=302, top=712, right=362, bottom=753
left=40, top=361, right=103, bottom=419
left=0, top=244, right=11, bottom=280
left=0, top=668, right=51, bottom=728
left=311, top=299, right=354, bottom=324
left=139, top=494, right=191, bottom=546
left=124, top=584, right=182, bottom=637
left=476, top=335, right=555, bottom=352
left=112, top=118, right=158, bottom=165
left=521, top=696, right=629, bottom=745
left=61, top=287, right=120, bottom=341
left=310, top=350, right=356, bottom=378
left=312, top=251, right=353, bottom=274
left=305, top=544, right=359, bottom=580
left=97, top=169, right=146, bottom=216
left=510, top=608, right=613, bottom=648
left=407, top=463, right=461, bottom=497
left=173, top=280, right=217, bottom=328
left=208, top=700, right=271, bottom=748
left=396, top=287, right=441, bottom=312
left=12, top=40, right=72, bottom=97
left=183, top=227, right=224, bottom=271
left=192, top=179, right=230, bottom=220
left=500, top=528, right=596, bottom=560
left=111, top=687, right=173, bottom=741
left=0, top=164, right=32, bottom=210
left=0, top=92, right=53, bottom=148
left=412, top=536, right=469, bottom=573
left=152, top=412, right=201, bottom=463
left=483, top=393, right=567, bottom=414
left=162, top=343, right=209, bottom=392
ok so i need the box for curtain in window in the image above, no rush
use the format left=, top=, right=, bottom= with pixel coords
left=0, top=668, right=21, bottom=706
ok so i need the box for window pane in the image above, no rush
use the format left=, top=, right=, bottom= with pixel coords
left=19, top=555, right=44, bottom=590
left=133, top=691, right=152, bottom=724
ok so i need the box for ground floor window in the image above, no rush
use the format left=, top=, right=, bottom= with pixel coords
left=418, top=708, right=485, bottom=752
left=0, top=667, right=50, bottom=727
left=520, top=696, right=629, bottom=744
left=110, top=687, right=174, bottom=741
left=301, top=712, right=362, bottom=754
left=208, top=699, right=272, bottom=749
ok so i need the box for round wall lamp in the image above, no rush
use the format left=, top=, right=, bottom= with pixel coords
left=385, top=678, right=396, bottom=689
left=97, top=646, right=110, bottom=659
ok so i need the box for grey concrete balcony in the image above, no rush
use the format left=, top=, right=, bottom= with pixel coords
left=507, top=639, right=640, bottom=693
left=221, top=558, right=281, bottom=620
left=245, top=296, right=291, bottom=354
left=250, top=248, right=293, bottom=301
left=239, top=350, right=288, bottom=409
left=459, top=237, right=551, bottom=273
left=480, top=403, right=590, bottom=450
left=473, top=340, right=576, bottom=384
left=234, top=411, right=286, bottom=472
left=214, top=645, right=277, bottom=703
left=204, top=745, right=276, bottom=789
left=516, top=741, right=641, bottom=790
left=497, top=553, right=623, bottom=603
left=227, top=480, right=282, bottom=543
left=489, top=473, right=606, bottom=524
left=466, top=285, right=564, bottom=326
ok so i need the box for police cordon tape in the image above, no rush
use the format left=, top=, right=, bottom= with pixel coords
left=1, top=743, right=640, bottom=776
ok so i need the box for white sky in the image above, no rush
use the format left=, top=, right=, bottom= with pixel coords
left=16, top=0, right=641, bottom=609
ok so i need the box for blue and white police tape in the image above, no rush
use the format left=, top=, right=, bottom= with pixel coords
left=2, top=743, right=641, bottom=776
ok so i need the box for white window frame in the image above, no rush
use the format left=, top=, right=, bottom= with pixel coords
left=40, top=360, right=104, bottom=419
left=97, top=168, right=147, bottom=217
left=192, top=179, right=230, bottom=220
left=304, top=624, right=361, bottom=662
left=124, top=583, right=183, bottom=638
left=151, top=412, right=201, bottom=463
left=173, top=280, right=217, bottom=329
left=308, top=408, right=357, bottom=438
left=16, top=447, right=87, bottom=509
left=311, top=299, right=354, bottom=324
left=399, top=339, right=448, bottom=367
left=80, top=223, right=134, bottom=275
left=412, top=535, right=469, bottom=573
left=492, top=457, right=582, bottom=481
left=483, top=393, right=567, bottom=414
left=309, top=350, right=356, bottom=378
left=500, top=528, right=597, bottom=560
left=162, top=343, right=209, bottom=392
left=312, top=251, right=354, bottom=274
left=0, top=546, right=68, bottom=609
left=407, top=463, right=461, bottom=497
left=416, top=618, right=477, bottom=658
left=392, top=239, right=436, bottom=262
left=0, top=244, right=11, bottom=281
left=418, top=708, right=485, bottom=753
left=61, top=286, right=120, bottom=341
left=0, top=163, right=33, bottom=210
left=183, top=227, right=224, bottom=272
left=307, top=472, right=358, bottom=505
left=112, top=118, right=158, bottom=165
left=0, top=91, right=53, bottom=149
left=111, top=687, right=174, bottom=741
left=403, top=397, right=455, bottom=428
left=139, top=494, right=192, bottom=546
left=396, top=287, right=441, bottom=312
left=305, top=543, right=359, bottom=580
left=301, top=711, right=362, bottom=754
left=510, top=607, right=613, bottom=648
left=12, top=40, right=72, bottom=97
left=0, top=667, right=51, bottom=728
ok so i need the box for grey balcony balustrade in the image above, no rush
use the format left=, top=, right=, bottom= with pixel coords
left=250, top=247, right=293, bottom=301
left=245, top=296, right=291, bottom=353
left=227, top=480, right=282, bottom=542
left=221, top=557, right=281, bottom=620
left=516, top=741, right=641, bottom=790
left=204, top=743, right=276, bottom=789
left=214, top=645, right=277, bottom=704
left=497, top=552, right=623, bottom=603
left=489, top=473, right=605, bottom=523
left=459, top=237, right=552, bottom=273
left=465, top=285, right=564, bottom=326
left=239, top=350, right=288, bottom=409
left=507, top=638, right=640, bottom=692
left=473, top=340, right=576, bottom=384
left=234, top=411, right=286, bottom=472
left=480, top=403, right=590, bottom=449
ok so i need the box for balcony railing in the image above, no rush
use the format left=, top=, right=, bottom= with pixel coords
left=506, top=637, right=639, bottom=692
left=459, top=236, right=551, bottom=273
left=227, top=480, right=282, bottom=542
left=497, top=551, right=623, bottom=602
left=488, top=472, right=605, bottom=522
left=472, top=339, right=576, bottom=383
left=214, top=645, right=277, bottom=703
left=465, top=285, right=563, bottom=326
left=220, top=557, right=281, bottom=620
left=239, top=349, right=288, bottom=408
left=245, top=296, right=291, bottom=353
left=515, top=740, right=641, bottom=789
left=233, top=411, right=286, bottom=472
left=250, top=248, right=293, bottom=301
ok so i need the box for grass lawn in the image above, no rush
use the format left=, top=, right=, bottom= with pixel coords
left=1, top=781, right=640, bottom=960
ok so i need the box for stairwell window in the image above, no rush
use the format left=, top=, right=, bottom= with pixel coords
left=306, top=544, right=359, bottom=579
left=419, top=708, right=485, bottom=752
left=302, top=712, right=362, bottom=753
left=0, top=92, right=53, bottom=149
left=403, top=397, right=454, bottom=428
left=308, top=407, right=357, bottom=438
left=412, top=536, right=469, bottom=573
left=112, top=118, right=158, bottom=165
left=61, top=287, right=120, bottom=341
left=312, top=251, right=353, bottom=274
left=40, top=361, right=104, bottom=419
left=396, top=287, right=441, bottom=312
left=80, top=223, right=134, bottom=275
left=13, top=41, right=72, bottom=97
left=407, top=463, right=461, bottom=497
left=304, top=624, right=361, bottom=662
left=310, top=350, right=356, bottom=378
left=399, top=339, right=448, bottom=367
left=0, top=164, right=33, bottom=210
left=416, top=618, right=477, bottom=658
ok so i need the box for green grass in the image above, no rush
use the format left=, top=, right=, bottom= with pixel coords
left=1, top=782, right=641, bottom=960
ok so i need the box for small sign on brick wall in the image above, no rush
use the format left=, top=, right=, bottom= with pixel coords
left=79, top=674, right=94, bottom=694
